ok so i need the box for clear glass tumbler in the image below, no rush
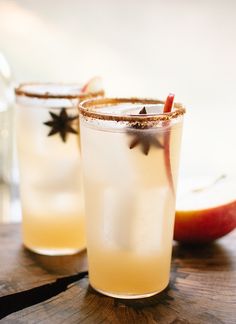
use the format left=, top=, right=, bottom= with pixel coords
left=15, top=83, right=104, bottom=255
left=79, top=97, right=185, bottom=298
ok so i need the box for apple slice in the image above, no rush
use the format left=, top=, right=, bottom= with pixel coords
left=163, top=94, right=175, bottom=195
left=163, top=93, right=175, bottom=113
left=81, top=76, right=103, bottom=94
left=174, top=175, right=236, bottom=243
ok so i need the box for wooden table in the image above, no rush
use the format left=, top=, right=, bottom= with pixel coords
left=0, top=224, right=235, bottom=323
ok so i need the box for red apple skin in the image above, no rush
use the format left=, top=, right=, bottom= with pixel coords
left=174, top=200, right=236, bottom=243
left=81, top=76, right=101, bottom=93
left=81, top=81, right=90, bottom=93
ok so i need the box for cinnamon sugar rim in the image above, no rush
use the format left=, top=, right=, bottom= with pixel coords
left=15, top=82, right=105, bottom=99
left=79, top=97, right=186, bottom=122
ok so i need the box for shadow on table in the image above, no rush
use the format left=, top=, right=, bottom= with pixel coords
left=85, top=283, right=174, bottom=309
left=172, top=240, right=233, bottom=271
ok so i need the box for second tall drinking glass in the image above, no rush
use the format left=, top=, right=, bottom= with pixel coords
left=79, top=97, right=185, bottom=298
left=16, top=82, right=104, bottom=255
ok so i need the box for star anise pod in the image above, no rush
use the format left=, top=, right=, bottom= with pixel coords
left=44, top=108, right=78, bottom=142
left=127, top=107, right=164, bottom=155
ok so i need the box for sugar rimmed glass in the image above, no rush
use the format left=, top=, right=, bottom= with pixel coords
left=78, top=97, right=185, bottom=298
left=15, top=83, right=104, bottom=255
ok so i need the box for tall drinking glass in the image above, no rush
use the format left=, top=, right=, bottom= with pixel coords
left=15, top=83, right=104, bottom=255
left=79, top=97, right=185, bottom=298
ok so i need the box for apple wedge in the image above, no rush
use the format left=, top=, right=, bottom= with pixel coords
left=81, top=76, right=103, bottom=94
left=163, top=94, right=175, bottom=195
left=174, top=175, right=236, bottom=243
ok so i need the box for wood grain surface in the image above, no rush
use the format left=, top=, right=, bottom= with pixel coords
left=0, top=224, right=235, bottom=324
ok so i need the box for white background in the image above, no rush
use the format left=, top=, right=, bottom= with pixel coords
left=0, top=0, right=236, bottom=179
